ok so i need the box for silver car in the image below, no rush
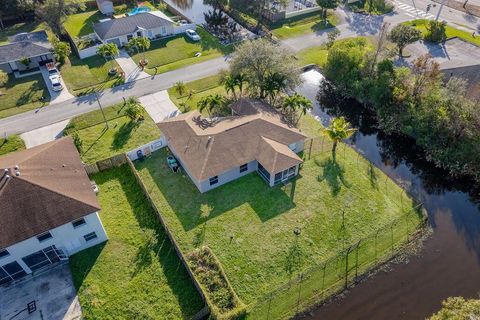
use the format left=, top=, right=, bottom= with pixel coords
left=186, top=29, right=201, bottom=41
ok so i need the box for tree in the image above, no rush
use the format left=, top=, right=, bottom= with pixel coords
left=261, top=72, right=286, bottom=106
left=51, top=36, right=71, bottom=65
left=174, top=81, right=186, bottom=96
left=229, top=39, right=301, bottom=99
left=233, top=73, right=247, bottom=97
left=388, top=24, right=422, bottom=57
left=198, top=94, right=225, bottom=118
left=425, top=20, right=447, bottom=43
left=127, top=36, right=151, bottom=63
left=322, top=117, right=356, bottom=158
left=71, top=131, right=83, bottom=153
left=35, top=0, right=85, bottom=36
left=282, top=93, right=312, bottom=126
left=97, top=43, right=119, bottom=74
left=222, top=75, right=238, bottom=100
left=125, top=97, right=144, bottom=121
left=429, top=297, right=480, bottom=320
left=0, top=70, right=8, bottom=95
left=326, top=28, right=341, bottom=49
left=19, top=57, right=31, bottom=68
left=316, top=0, right=339, bottom=21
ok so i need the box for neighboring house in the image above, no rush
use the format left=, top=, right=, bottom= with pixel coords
left=0, top=137, right=108, bottom=286
left=96, top=0, right=114, bottom=15
left=93, top=11, right=176, bottom=47
left=0, top=31, right=54, bottom=74
left=157, top=99, right=307, bottom=193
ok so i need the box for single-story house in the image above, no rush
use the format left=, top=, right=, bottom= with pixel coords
left=157, top=99, right=307, bottom=193
left=93, top=11, right=176, bottom=47
left=0, top=137, right=108, bottom=286
left=96, top=0, right=114, bottom=15
left=0, top=31, right=54, bottom=74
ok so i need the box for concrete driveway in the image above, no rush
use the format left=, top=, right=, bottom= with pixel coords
left=40, top=67, right=75, bottom=104
left=20, top=119, right=70, bottom=148
left=0, top=263, right=82, bottom=320
left=116, top=49, right=150, bottom=83
left=139, top=90, right=181, bottom=123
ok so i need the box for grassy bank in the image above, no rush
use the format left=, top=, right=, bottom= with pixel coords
left=270, top=11, right=339, bottom=39
left=406, top=19, right=480, bottom=46
left=69, top=166, right=204, bottom=319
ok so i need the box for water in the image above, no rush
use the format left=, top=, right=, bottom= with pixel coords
left=296, top=69, right=480, bottom=319
left=163, top=0, right=213, bottom=24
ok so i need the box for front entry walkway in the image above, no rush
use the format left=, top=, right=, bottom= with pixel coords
left=139, top=90, right=181, bottom=123
left=116, top=49, right=150, bottom=83
left=40, top=66, right=75, bottom=104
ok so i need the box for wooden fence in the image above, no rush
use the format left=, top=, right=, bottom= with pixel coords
left=84, top=154, right=128, bottom=175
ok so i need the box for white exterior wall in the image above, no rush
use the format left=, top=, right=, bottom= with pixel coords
left=78, top=44, right=102, bottom=59
left=198, top=159, right=258, bottom=193
left=0, top=212, right=108, bottom=274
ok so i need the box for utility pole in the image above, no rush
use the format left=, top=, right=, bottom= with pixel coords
left=435, top=0, right=447, bottom=20
left=95, top=92, right=109, bottom=129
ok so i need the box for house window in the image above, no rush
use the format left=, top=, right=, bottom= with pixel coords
left=240, top=163, right=248, bottom=173
left=209, top=176, right=218, bottom=186
left=37, top=232, right=53, bottom=242
left=274, top=165, right=297, bottom=185
left=257, top=163, right=271, bottom=183
left=72, top=218, right=86, bottom=228
left=83, top=232, right=98, bottom=242
left=0, top=249, right=9, bottom=259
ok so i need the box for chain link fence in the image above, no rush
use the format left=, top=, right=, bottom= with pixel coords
left=248, top=136, right=428, bottom=319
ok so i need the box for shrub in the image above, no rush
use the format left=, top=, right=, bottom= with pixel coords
left=425, top=20, right=447, bottom=43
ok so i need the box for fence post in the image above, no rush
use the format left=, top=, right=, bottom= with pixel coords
left=390, top=224, right=394, bottom=255
left=309, top=138, right=313, bottom=160
left=321, top=262, right=327, bottom=298
left=344, top=247, right=352, bottom=289
left=355, top=240, right=361, bottom=282
left=296, top=273, right=304, bottom=313
left=375, top=229, right=380, bottom=263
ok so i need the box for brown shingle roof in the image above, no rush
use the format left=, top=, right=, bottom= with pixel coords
left=0, top=137, right=100, bottom=249
left=157, top=99, right=306, bottom=181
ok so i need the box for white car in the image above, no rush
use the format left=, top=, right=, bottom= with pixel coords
left=49, top=75, right=63, bottom=91
left=186, top=29, right=201, bottom=41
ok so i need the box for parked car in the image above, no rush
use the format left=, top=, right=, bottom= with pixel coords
left=167, top=155, right=180, bottom=173
left=186, top=29, right=201, bottom=41
left=49, top=75, right=63, bottom=91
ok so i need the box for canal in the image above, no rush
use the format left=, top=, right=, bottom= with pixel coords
left=163, top=0, right=213, bottom=24
left=296, top=69, right=480, bottom=319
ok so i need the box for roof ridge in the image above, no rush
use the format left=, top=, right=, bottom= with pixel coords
left=199, top=136, right=215, bottom=179
left=15, top=174, right=100, bottom=212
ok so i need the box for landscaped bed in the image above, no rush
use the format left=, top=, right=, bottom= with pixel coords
left=134, top=113, right=424, bottom=317
left=405, top=19, right=480, bottom=46
left=69, top=165, right=204, bottom=319
left=130, top=28, right=233, bottom=75
left=269, top=11, right=339, bottom=39
left=0, top=74, right=50, bottom=119
left=64, top=102, right=160, bottom=163
left=61, top=55, right=123, bottom=96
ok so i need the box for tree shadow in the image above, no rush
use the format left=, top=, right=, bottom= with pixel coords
left=111, top=120, right=140, bottom=150
left=82, top=125, right=108, bottom=156
left=367, top=162, right=379, bottom=189
left=135, top=149, right=296, bottom=231
left=316, top=156, right=350, bottom=196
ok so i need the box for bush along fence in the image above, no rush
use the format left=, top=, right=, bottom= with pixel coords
left=246, top=136, right=429, bottom=319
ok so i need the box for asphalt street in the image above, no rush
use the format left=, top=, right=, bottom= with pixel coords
left=0, top=2, right=478, bottom=136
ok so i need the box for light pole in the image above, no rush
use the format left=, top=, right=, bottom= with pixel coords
left=435, top=0, right=447, bottom=20
left=95, top=92, right=109, bottom=129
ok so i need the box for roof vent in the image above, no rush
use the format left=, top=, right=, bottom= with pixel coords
left=15, top=171, right=20, bottom=177
left=206, top=136, right=213, bottom=148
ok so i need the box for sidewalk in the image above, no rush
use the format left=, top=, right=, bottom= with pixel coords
left=116, top=49, right=150, bottom=83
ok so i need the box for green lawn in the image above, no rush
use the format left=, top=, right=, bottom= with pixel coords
left=64, top=104, right=160, bottom=163
left=0, top=74, right=50, bottom=119
left=130, top=28, right=233, bottom=75
left=0, top=135, right=25, bottom=156
left=270, top=11, right=339, bottom=39
left=64, top=10, right=104, bottom=38
left=406, top=19, right=480, bottom=46
left=347, top=0, right=394, bottom=15
left=297, top=45, right=329, bottom=68
left=61, top=55, right=123, bottom=96
left=69, top=166, right=204, bottom=319
left=134, top=117, right=423, bottom=308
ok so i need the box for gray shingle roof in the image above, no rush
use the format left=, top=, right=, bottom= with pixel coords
left=0, top=31, right=52, bottom=64
left=93, top=11, right=173, bottom=40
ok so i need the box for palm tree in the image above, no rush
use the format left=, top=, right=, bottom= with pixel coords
left=262, top=72, right=286, bottom=106
left=222, top=75, right=237, bottom=100
left=233, top=73, right=247, bottom=97
left=322, top=117, right=356, bottom=159
left=97, top=43, right=120, bottom=74
left=198, top=94, right=224, bottom=118
left=128, top=37, right=151, bottom=64
left=174, top=81, right=187, bottom=96
left=282, top=93, right=312, bottom=126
